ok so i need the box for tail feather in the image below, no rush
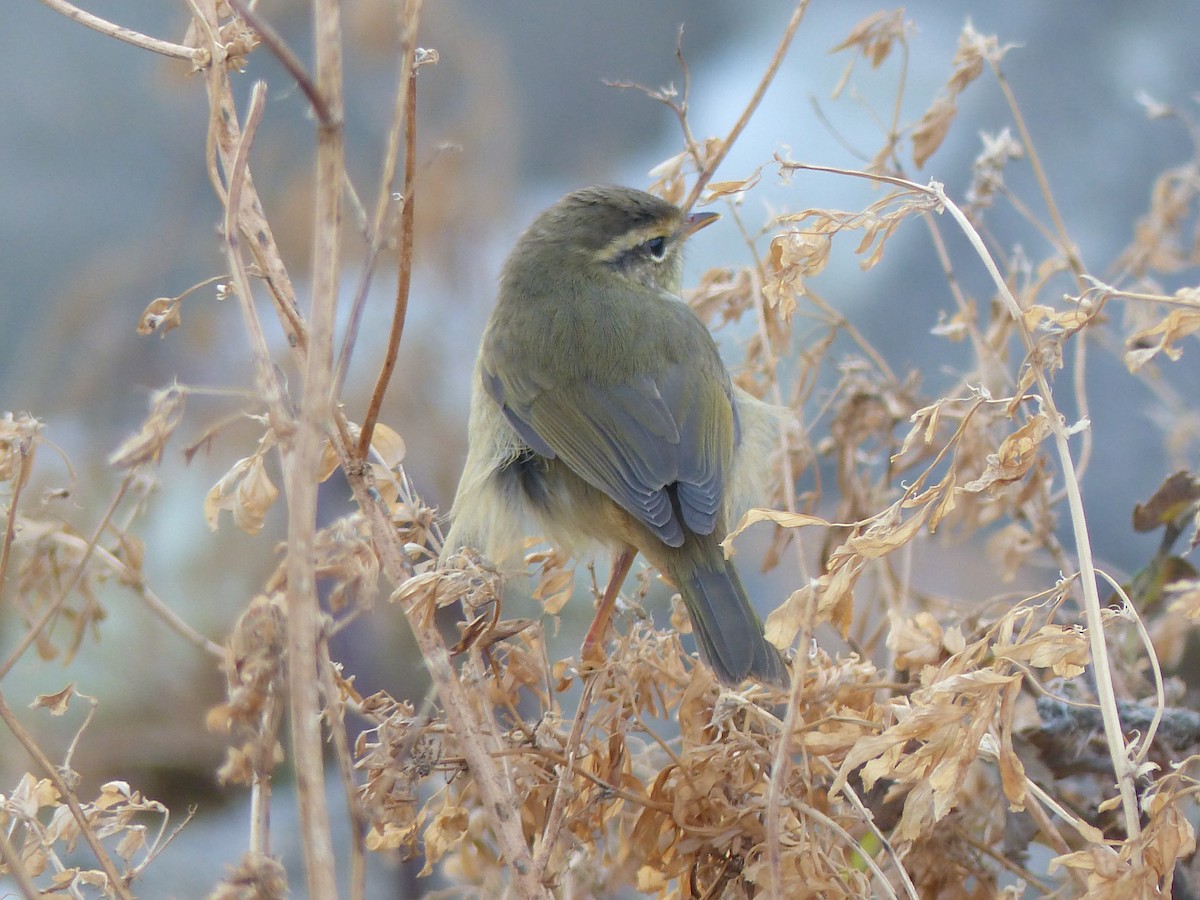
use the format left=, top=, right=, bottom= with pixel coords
left=671, top=554, right=788, bottom=687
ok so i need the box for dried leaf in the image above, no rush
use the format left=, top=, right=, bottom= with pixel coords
left=108, top=386, right=186, bottom=469
left=31, top=683, right=76, bottom=716
left=1132, top=470, right=1200, bottom=532
left=136, top=296, right=182, bottom=337
left=419, top=798, right=469, bottom=877
left=204, top=435, right=280, bottom=534
left=703, top=169, right=762, bottom=202
left=370, top=423, right=407, bottom=468
left=1125, top=308, right=1200, bottom=370
left=912, top=97, right=956, bottom=169
left=764, top=586, right=812, bottom=649
left=723, top=508, right=829, bottom=553
left=994, top=624, right=1090, bottom=678
left=962, top=414, right=1051, bottom=493
left=830, top=10, right=906, bottom=69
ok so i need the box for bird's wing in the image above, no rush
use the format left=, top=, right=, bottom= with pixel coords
left=483, top=359, right=736, bottom=548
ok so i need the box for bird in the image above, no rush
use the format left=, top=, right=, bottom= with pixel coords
left=443, top=185, right=788, bottom=687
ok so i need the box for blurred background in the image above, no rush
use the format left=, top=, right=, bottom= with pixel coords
left=4, top=0, right=1200, bottom=894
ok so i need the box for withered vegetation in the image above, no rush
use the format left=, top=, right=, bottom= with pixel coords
left=4, top=3, right=1200, bottom=898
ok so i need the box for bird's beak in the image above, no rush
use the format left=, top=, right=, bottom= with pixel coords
left=679, top=211, right=719, bottom=239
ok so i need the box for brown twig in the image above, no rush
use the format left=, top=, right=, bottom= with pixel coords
left=682, top=0, right=810, bottom=213
left=280, top=0, right=346, bottom=895
left=38, top=0, right=202, bottom=61
left=192, top=0, right=307, bottom=355
left=223, top=80, right=293, bottom=434
left=531, top=673, right=600, bottom=882
left=0, top=827, right=41, bottom=898
left=80, top=540, right=225, bottom=659
left=358, top=37, right=421, bottom=458
left=335, top=0, right=425, bottom=401
left=319, top=634, right=369, bottom=900
left=989, top=62, right=1086, bottom=281
left=228, top=0, right=336, bottom=129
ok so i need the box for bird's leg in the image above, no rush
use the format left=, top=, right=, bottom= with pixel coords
left=580, top=545, right=637, bottom=668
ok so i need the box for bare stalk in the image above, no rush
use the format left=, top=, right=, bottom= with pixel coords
left=358, top=48, right=420, bottom=457
left=682, top=0, right=810, bottom=211
left=277, top=1, right=347, bottom=896
left=932, top=182, right=1142, bottom=844
left=37, top=0, right=201, bottom=60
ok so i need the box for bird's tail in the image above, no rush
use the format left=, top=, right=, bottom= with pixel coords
left=666, top=540, right=788, bottom=687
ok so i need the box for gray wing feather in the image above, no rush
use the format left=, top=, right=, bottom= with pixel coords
left=486, top=360, right=734, bottom=547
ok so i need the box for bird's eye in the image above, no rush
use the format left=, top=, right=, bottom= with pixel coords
left=644, top=236, right=667, bottom=260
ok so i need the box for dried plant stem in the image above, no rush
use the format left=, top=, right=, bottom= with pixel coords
left=222, top=81, right=294, bottom=430
left=921, top=215, right=1012, bottom=390
left=192, top=0, right=305, bottom=353
left=319, top=637, right=369, bottom=900
left=0, top=433, right=31, bottom=608
left=1069, top=319, right=1094, bottom=483
left=358, top=42, right=421, bottom=457
left=531, top=675, right=600, bottom=882
left=932, top=183, right=1143, bottom=845
left=275, top=1, right=347, bottom=897
left=37, top=0, right=201, bottom=60
left=1096, top=570, right=1165, bottom=764
left=836, top=781, right=918, bottom=898
left=0, top=827, right=41, bottom=898
left=682, top=0, right=809, bottom=212
left=337, top=0, right=423, bottom=399
left=766, top=589, right=814, bottom=891
left=64, top=538, right=224, bottom=658
left=249, top=765, right=272, bottom=857
left=790, top=799, right=903, bottom=899
left=229, top=0, right=334, bottom=128
left=247, top=682, right=284, bottom=858
left=0, top=689, right=133, bottom=899
left=990, top=63, right=1085, bottom=279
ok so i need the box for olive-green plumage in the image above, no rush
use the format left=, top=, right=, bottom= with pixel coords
left=445, top=185, right=787, bottom=686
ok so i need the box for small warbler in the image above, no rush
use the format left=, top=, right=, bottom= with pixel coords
left=445, top=185, right=787, bottom=686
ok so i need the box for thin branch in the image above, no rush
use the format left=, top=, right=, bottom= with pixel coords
left=38, top=0, right=202, bottom=61
left=990, top=62, right=1086, bottom=280
left=682, top=0, right=810, bottom=212
left=335, top=1, right=425, bottom=399
left=766, top=589, right=813, bottom=890
left=192, top=0, right=307, bottom=354
left=319, top=635, right=369, bottom=900
left=789, top=798, right=905, bottom=900
left=931, top=181, right=1143, bottom=845
left=223, top=80, right=293, bottom=431
left=282, top=0, right=346, bottom=895
left=228, top=0, right=335, bottom=129
left=0, top=826, right=42, bottom=898
left=82, top=541, right=226, bottom=658
left=358, top=34, right=422, bottom=458
left=531, top=674, right=599, bottom=882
